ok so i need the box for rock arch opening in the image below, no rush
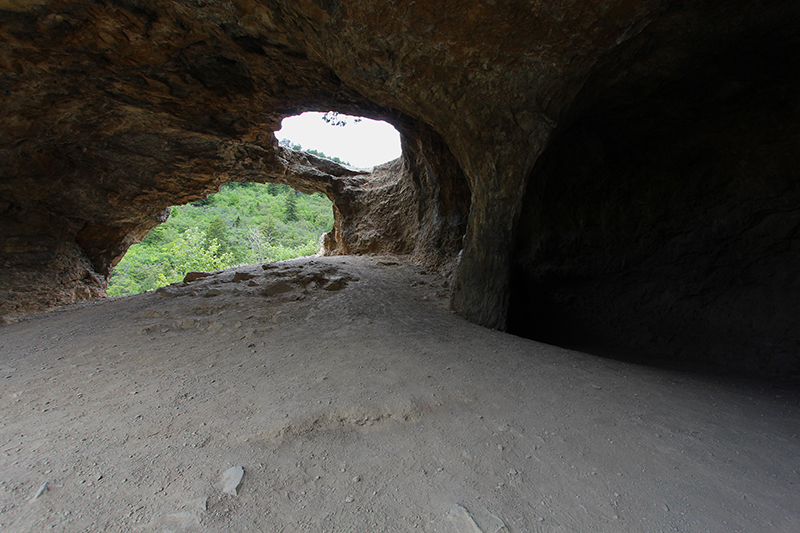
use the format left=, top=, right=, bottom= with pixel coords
left=105, top=108, right=407, bottom=297
left=277, top=112, right=402, bottom=169
left=107, top=182, right=335, bottom=296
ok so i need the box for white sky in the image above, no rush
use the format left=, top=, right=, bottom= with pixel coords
left=276, top=112, right=401, bottom=169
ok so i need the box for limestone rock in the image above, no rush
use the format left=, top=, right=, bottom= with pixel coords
left=1, top=0, right=799, bottom=375
left=262, top=281, right=294, bottom=297
left=445, top=504, right=483, bottom=533
left=221, top=466, right=244, bottom=496
left=184, top=272, right=214, bottom=283
left=232, top=272, right=256, bottom=283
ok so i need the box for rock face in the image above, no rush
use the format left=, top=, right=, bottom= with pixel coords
left=1, top=1, right=799, bottom=376
left=508, top=3, right=800, bottom=376
left=326, top=118, right=470, bottom=269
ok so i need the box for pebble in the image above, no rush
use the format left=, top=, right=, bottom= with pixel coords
left=222, top=466, right=245, bottom=495
left=445, top=504, right=483, bottom=532
left=30, top=481, right=48, bottom=501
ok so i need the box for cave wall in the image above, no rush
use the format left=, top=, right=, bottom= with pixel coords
left=4, top=0, right=668, bottom=326
left=510, top=6, right=800, bottom=376
left=325, top=118, right=470, bottom=270
left=0, top=0, right=477, bottom=318
left=0, top=201, right=106, bottom=319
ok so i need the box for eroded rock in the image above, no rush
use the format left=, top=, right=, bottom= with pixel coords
left=184, top=272, right=215, bottom=283
left=1, top=1, right=799, bottom=375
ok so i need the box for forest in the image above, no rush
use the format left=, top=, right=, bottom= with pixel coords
left=107, top=181, right=335, bottom=296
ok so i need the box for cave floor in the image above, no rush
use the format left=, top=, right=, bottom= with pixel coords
left=1, top=255, right=798, bottom=532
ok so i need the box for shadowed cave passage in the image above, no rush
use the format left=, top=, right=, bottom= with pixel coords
left=507, top=26, right=800, bottom=378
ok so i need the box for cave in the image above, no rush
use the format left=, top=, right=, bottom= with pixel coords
left=1, top=0, right=799, bottom=378
left=508, top=4, right=800, bottom=377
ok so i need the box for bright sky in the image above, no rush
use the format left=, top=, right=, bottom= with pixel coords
left=276, top=112, right=401, bottom=169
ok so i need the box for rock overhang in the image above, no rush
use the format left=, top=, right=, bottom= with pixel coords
left=1, top=0, right=799, bottom=377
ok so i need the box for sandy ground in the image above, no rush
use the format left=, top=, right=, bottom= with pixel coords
left=1, top=255, right=799, bottom=532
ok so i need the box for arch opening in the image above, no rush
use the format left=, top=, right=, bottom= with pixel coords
left=107, top=112, right=405, bottom=297
left=276, top=112, right=402, bottom=169
left=107, top=182, right=334, bottom=296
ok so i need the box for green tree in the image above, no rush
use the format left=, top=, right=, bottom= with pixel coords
left=284, top=192, right=298, bottom=222
left=107, top=228, right=236, bottom=295
left=260, top=215, right=278, bottom=243
left=204, top=215, right=229, bottom=254
left=305, top=148, right=350, bottom=166
left=190, top=196, right=211, bottom=207
left=169, top=228, right=234, bottom=276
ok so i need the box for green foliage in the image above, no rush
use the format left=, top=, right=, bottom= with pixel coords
left=168, top=228, right=235, bottom=275
left=204, top=215, right=230, bottom=253
left=284, top=191, right=298, bottom=222
left=278, top=138, right=351, bottom=166
left=190, top=197, right=211, bottom=207
left=304, top=148, right=350, bottom=166
left=107, top=228, right=235, bottom=296
left=321, top=111, right=362, bottom=127
left=108, top=182, right=334, bottom=296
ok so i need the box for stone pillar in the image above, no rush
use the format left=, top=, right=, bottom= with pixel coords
left=450, top=118, right=554, bottom=330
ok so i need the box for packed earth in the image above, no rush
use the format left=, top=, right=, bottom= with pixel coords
left=2, top=256, right=798, bottom=532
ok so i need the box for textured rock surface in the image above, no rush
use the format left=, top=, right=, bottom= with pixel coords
left=1, top=0, right=799, bottom=375
left=326, top=118, right=470, bottom=269
left=0, top=140, right=368, bottom=316
left=508, top=2, right=800, bottom=376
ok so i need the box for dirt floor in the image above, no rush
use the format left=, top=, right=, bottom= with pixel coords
left=1, top=255, right=799, bottom=532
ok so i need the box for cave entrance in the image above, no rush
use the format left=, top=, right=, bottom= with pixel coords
left=107, top=182, right=335, bottom=296
left=107, top=112, right=402, bottom=297
left=276, top=111, right=401, bottom=168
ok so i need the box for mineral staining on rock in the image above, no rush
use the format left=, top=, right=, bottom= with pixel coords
left=1, top=1, right=799, bottom=375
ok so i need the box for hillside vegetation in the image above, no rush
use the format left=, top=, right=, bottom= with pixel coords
left=107, top=182, right=334, bottom=296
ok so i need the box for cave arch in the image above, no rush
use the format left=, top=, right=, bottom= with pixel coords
left=106, top=181, right=339, bottom=296
left=2, top=0, right=799, bottom=378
